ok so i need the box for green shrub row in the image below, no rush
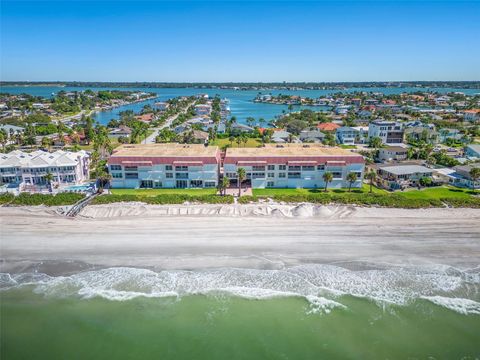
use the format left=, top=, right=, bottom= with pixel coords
left=237, top=193, right=480, bottom=209
left=0, top=192, right=85, bottom=206
left=92, top=194, right=235, bottom=205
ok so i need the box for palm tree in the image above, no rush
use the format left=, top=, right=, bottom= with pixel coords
left=237, top=167, right=246, bottom=197
left=44, top=172, right=54, bottom=192
left=229, top=136, right=235, bottom=147
left=469, top=167, right=480, bottom=193
left=346, top=172, right=358, bottom=192
left=219, top=176, right=230, bottom=196
left=322, top=171, right=333, bottom=192
left=365, top=169, right=377, bottom=193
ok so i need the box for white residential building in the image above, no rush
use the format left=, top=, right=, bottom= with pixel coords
left=108, top=144, right=220, bottom=189
left=336, top=127, right=359, bottom=145
left=368, top=120, right=404, bottom=144
left=0, top=150, right=90, bottom=187
left=223, top=144, right=364, bottom=189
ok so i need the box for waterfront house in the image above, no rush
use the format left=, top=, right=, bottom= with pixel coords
left=374, top=163, right=433, bottom=190
left=368, top=120, right=404, bottom=144
left=108, top=125, right=132, bottom=139
left=135, top=113, right=155, bottom=123
left=223, top=144, right=364, bottom=189
left=0, top=149, right=90, bottom=191
left=108, top=143, right=220, bottom=189
left=435, top=165, right=480, bottom=189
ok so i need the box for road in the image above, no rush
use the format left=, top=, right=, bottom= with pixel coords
left=144, top=101, right=196, bottom=144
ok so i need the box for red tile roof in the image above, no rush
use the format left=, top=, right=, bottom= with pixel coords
left=317, top=122, right=340, bottom=131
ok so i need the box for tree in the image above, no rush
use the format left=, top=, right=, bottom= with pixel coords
left=41, top=136, right=52, bottom=151
left=368, top=136, right=383, bottom=150
left=419, top=176, right=432, bottom=187
left=229, top=136, right=235, bottom=147
left=219, top=176, right=230, bottom=196
left=0, top=129, right=7, bottom=151
left=365, top=169, right=377, bottom=193
left=44, top=172, right=54, bottom=192
left=237, top=167, right=246, bottom=197
left=469, top=167, right=480, bottom=193
left=322, top=171, right=333, bottom=192
left=347, top=172, right=358, bottom=192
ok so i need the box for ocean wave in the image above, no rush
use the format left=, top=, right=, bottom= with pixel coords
left=1, top=264, right=479, bottom=315
left=422, top=296, right=480, bottom=315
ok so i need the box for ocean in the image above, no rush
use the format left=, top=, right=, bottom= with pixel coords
left=1, top=265, right=479, bottom=359
left=1, top=85, right=479, bottom=125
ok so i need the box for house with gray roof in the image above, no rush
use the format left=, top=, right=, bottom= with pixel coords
left=375, top=163, right=433, bottom=190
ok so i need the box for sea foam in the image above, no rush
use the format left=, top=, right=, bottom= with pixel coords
left=1, top=264, right=479, bottom=315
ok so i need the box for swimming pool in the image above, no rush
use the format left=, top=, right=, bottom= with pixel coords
left=63, top=183, right=96, bottom=192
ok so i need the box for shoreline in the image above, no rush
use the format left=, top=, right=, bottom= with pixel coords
left=1, top=204, right=479, bottom=275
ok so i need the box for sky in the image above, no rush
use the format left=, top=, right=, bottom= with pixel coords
left=1, top=1, right=479, bottom=82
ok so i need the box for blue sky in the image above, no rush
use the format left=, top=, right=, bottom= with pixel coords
left=1, top=1, right=479, bottom=82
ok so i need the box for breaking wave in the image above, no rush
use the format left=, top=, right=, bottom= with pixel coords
left=1, top=264, right=479, bottom=315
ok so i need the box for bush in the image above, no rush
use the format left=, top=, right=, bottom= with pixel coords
left=0, top=193, right=15, bottom=204
left=4, top=192, right=85, bottom=206
left=92, top=194, right=234, bottom=205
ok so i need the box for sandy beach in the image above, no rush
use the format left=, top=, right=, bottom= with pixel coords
left=1, top=203, right=479, bottom=275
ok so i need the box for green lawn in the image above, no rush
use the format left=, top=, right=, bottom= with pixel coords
left=253, top=185, right=475, bottom=200
left=396, top=186, right=474, bottom=200
left=211, top=138, right=262, bottom=148
left=253, top=183, right=387, bottom=196
left=110, top=188, right=217, bottom=196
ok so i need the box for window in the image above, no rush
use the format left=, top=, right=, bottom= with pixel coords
left=267, top=181, right=274, bottom=188
left=112, top=173, right=122, bottom=178
left=279, top=173, right=286, bottom=178
left=125, top=166, right=137, bottom=171
left=190, top=180, right=203, bottom=187
left=288, top=172, right=301, bottom=179
left=204, top=181, right=216, bottom=188
left=267, top=165, right=275, bottom=170
left=166, top=173, right=173, bottom=178
left=317, top=165, right=325, bottom=170
left=268, top=173, right=275, bottom=178
left=288, top=166, right=301, bottom=171
left=332, top=172, right=343, bottom=179
left=302, top=166, right=315, bottom=171
left=111, top=165, right=122, bottom=171
left=252, top=166, right=265, bottom=171
left=125, top=172, right=138, bottom=179
left=140, top=180, right=153, bottom=188
left=176, top=173, right=189, bottom=179
left=165, top=165, right=173, bottom=171
left=251, top=172, right=265, bottom=179
left=175, top=166, right=188, bottom=171
left=226, top=173, right=237, bottom=178
left=279, top=165, right=286, bottom=170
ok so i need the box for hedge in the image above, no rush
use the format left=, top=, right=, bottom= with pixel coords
left=0, top=192, right=85, bottom=206
left=92, top=194, right=235, bottom=205
left=235, top=192, right=480, bottom=209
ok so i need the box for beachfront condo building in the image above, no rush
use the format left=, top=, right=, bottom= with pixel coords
left=107, top=144, right=220, bottom=189
left=223, top=144, right=364, bottom=189
left=0, top=150, right=90, bottom=188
